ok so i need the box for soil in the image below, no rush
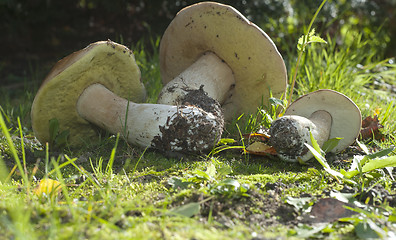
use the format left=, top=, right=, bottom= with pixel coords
left=151, top=86, right=224, bottom=155
left=179, top=86, right=223, bottom=120
left=269, top=117, right=308, bottom=160
left=199, top=190, right=298, bottom=228
left=167, top=176, right=396, bottom=234
left=163, top=185, right=298, bottom=230
left=151, top=105, right=224, bottom=154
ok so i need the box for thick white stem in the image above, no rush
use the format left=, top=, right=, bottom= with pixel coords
left=157, top=52, right=235, bottom=105
left=76, top=84, right=130, bottom=135
left=77, top=84, right=223, bottom=152
left=308, top=110, right=332, bottom=147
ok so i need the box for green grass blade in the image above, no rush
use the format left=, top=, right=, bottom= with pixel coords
left=305, top=143, right=343, bottom=182
left=51, top=158, right=76, bottom=219
left=0, top=111, right=29, bottom=188
left=362, top=156, right=396, bottom=174
left=17, top=118, right=26, bottom=173
left=105, top=133, right=120, bottom=175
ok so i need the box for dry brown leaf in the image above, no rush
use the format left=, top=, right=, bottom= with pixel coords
left=246, top=141, right=277, bottom=156
left=309, top=198, right=356, bottom=223
left=359, top=115, right=384, bottom=141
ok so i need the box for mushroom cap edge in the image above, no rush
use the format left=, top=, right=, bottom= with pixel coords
left=284, top=89, right=362, bottom=153
left=159, top=1, right=287, bottom=120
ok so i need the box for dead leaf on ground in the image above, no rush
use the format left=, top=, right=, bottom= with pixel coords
left=308, top=198, right=356, bottom=223
left=245, top=141, right=277, bottom=156
left=359, top=115, right=384, bottom=141
left=34, top=178, right=62, bottom=197
left=242, top=133, right=270, bottom=142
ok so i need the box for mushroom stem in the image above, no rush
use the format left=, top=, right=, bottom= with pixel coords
left=308, top=110, right=333, bottom=146
left=157, top=52, right=235, bottom=106
left=269, top=110, right=332, bottom=162
left=77, top=83, right=223, bottom=152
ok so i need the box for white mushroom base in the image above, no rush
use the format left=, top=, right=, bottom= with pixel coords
left=269, top=110, right=332, bottom=162
left=77, top=84, right=223, bottom=153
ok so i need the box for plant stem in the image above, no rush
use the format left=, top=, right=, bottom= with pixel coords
left=307, top=0, right=327, bottom=36
left=287, top=51, right=303, bottom=106
left=287, top=0, right=327, bottom=106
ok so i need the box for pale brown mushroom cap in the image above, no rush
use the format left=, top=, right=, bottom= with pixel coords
left=159, top=1, right=287, bottom=120
left=31, top=40, right=146, bottom=147
left=284, top=89, right=362, bottom=152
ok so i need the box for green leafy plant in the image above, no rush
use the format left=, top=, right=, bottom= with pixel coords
left=167, top=197, right=215, bottom=218
left=211, top=94, right=286, bottom=158
left=287, top=0, right=328, bottom=106
left=168, top=160, right=249, bottom=199
left=306, top=132, right=396, bottom=186
left=167, top=201, right=201, bottom=218
left=342, top=205, right=392, bottom=239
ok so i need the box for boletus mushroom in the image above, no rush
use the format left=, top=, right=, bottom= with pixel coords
left=157, top=1, right=287, bottom=120
left=269, top=89, right=362, bottom=162
left=31, top=40, right=223, bottom=153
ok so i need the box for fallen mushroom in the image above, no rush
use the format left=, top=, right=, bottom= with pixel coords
left=31, top=40, right=223, bottom=153
left=157, top=2, right=287, bottom=120
left=269, top=89, right=362, bottom=162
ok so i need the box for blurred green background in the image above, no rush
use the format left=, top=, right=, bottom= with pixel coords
left=1, top=0, right=395, bottom=88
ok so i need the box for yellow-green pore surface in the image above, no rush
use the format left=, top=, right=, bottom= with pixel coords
left=160, top=2, right=287, bottom=120
left=31, top=40, right=146, bottom=147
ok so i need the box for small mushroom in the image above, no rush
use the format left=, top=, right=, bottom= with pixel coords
left=31, top=40, right=223, bottom=153
left=269, top=89, right=362, bottom=162
left=157, top=2, right=287, bottom=120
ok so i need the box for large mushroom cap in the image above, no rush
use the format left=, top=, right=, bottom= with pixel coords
left=31, top=40, right=146, bottom=147
left=284, top=89, right=362, bottom=152
left=159, top=1, right=287, bottom=120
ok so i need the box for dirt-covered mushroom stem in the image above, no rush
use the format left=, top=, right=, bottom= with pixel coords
left=77, top=84, right=223, bottom=153
left=268, top=89, right=362, bottom=163
left=269, top=110, right=332, bottom=162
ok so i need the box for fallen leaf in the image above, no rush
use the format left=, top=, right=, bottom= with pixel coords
left=34, top=178, right=62, bottom=197
left=242, top=133, right=270, bottom=142
left=246, top=142, right=277, bottom=156
left=309, top=198, right=355, bottom=223
left=359, top=115, right=384, bottom=141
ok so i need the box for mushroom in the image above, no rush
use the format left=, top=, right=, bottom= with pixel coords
left=157, top=2, right=287, bottom=120
left=31, top=40, right=223, bottom=153
left=269, top=89, right=362, bottom=162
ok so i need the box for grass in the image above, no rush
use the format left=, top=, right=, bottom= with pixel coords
left=1, top=2, right=396, bottom=239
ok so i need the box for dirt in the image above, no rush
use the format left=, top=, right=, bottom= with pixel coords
left=151, top=106, right=224, bottom=154
left=166, top=181, right=299, bottom=233
left=165, top=176, right=396, bottom=235
left=151, top=86, right=224, bottom=155
left=354, top=184, right=396, bottom=207
left=269, top=117, right=307, bottom=160
left=180, top=85, right=223, bottom=120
